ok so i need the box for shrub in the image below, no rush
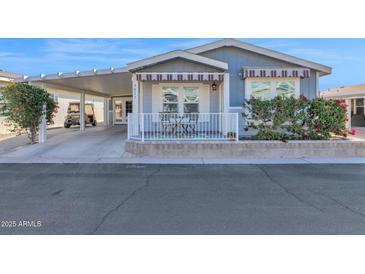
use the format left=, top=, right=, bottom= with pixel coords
left=1, top=83, right=58, bottom=143
left=242, top=95, right=348, bottom=141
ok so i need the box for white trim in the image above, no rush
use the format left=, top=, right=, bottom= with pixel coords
left=132, top=74, right=139, bottom=114
left=188, top=39, right=331, bottom=75
left=140, top=81, right=144, bottom=113
left=112, top=96, right=133, bottom=124
left=153, top=82, right=210, bottom=114
left=17, top=67, right=129, bottom=82
left=127, top=50, right=228, bottom=71
left=223, top=73, right=230, bottom=113
left=244, top=77, right=301, bottom=100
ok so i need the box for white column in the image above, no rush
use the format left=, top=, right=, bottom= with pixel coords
left=132, top=74, right=139, bottom=114
left=80, top=92, right=85, bottom=131
left=315, top=71, right=320, bottom=98
left=353, top=99, right=357, bottom=115
left=223, top=73, right=230, bottom=113
left=103, top=97, right=109, bottom=127
left=346, top=99, right=352, bottom=129
left=38, top=103, right=47, bottom=143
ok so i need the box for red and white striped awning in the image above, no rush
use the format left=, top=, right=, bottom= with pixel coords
left=136, top=72, right=224, bottom=81
left=243, top=68, right=311, bottom=78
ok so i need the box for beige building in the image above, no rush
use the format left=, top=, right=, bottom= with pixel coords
left=322, top=84, right=365, bottom=128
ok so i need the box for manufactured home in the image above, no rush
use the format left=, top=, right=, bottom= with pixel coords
left=11, top=38, right=331, bottom=142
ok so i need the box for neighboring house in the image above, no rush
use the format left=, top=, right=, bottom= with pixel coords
left=0, top=69, right=23, bottom=134
left=322, top=84, right=365, bottom=128
left=15, top=38, right=331, bottom=141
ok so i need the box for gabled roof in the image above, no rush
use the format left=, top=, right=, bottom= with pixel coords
left=127, top=50, right=228, bottom=71
left=188, top=38, right=332, bottom=75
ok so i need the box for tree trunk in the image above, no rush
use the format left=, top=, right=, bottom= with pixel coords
left=29, top=127, right=37, bottom=144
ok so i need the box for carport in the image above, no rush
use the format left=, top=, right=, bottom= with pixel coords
left=17, top=67, right=133, bottom=142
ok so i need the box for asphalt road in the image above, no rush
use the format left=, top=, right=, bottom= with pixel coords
left=1, top=164, right=365, bottom=234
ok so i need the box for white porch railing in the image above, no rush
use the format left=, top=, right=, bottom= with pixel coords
left=128, top=113, right=239, bottom=141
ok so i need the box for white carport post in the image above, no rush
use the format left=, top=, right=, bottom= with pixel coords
left=80, top=92, right=85, bottom=131
left=346, top=98, right=352, bottom=129
left=38, top=82, right=47, bottom=143
left=38, top=104, right=47, bottom=143
left=104, top=97, right=109, bottom=127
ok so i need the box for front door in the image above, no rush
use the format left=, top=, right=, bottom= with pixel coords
left=113, top=97, right=132, bottom=124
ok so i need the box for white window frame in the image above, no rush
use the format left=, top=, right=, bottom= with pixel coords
left=244, top=77, right=300, bottom=100
left=48, top=91, right=59, bottom=103
left=155, top=83, right=209, bottom=113
left=183, top=87, right=200, bottom=113
left=162, top=87, right=179, bottom=113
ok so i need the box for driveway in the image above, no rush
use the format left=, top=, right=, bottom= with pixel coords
left=1, top=163, right=365, bottom=234
left=0, top=126, right=127, bottom=162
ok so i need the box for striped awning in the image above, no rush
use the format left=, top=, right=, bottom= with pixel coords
left=136, top=72, right=224, bottom=81
left=243, top=68, right=311, bottom=78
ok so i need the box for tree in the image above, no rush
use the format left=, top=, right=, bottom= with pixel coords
left=1, top=83, right=58, bottom=143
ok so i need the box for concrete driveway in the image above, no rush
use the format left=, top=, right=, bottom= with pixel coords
left=1, top=163, right=365, bottom=235
left=0, top=126, right=127, bottom=162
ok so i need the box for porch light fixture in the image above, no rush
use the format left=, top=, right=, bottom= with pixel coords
left=211, top=81, right=217, bottom=91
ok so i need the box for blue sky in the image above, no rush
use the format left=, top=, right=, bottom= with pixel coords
left=1, top=38, right=365, bottom=90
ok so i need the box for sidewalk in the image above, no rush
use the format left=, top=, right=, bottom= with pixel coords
left=1, top=155, right=365, bottom=164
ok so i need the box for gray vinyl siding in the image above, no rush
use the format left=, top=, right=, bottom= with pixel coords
left=199, top=46, right=319, bottom=106
left=137, top=58, right=224, bottom=73
left=300, top=70, right=317, bottom=99
left=209, top=88, right=220, bottom=113
left=142, top=82, right=153, bottom=112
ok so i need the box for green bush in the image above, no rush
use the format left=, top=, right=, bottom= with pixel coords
left=243, top=95, right=348, bottom=141
left=1, top=83, right=58, bottom=143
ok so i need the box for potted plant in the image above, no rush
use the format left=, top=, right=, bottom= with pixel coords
left=227, top=131, right=236, bottom=140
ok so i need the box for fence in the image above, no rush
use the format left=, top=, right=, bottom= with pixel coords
left=128, top=113, right=239, bottom=141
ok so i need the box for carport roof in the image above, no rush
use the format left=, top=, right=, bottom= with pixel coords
left=15, top=67, right=132, bottom=96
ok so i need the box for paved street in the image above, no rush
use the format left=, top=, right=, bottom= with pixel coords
left=1, top=164, right=365, bottom=234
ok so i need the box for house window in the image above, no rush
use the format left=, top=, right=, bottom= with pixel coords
left=251, top=81, right=272, bottom=100
left=276, top=81, right=295, bottom=98
left=247, top=78, right=299, bottom=100
left=183, top=87, right=199, bottom=113
left=355, top=98, right=364, bottom=115
left=162, top=87, right=178, bottom=113
left=49, top=92, right=59, bottom=103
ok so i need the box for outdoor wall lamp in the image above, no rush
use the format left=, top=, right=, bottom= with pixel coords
left=211, top=81, right=217, bottom=91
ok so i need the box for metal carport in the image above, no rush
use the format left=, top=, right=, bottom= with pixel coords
left=15, top=67, right=133, bottom=142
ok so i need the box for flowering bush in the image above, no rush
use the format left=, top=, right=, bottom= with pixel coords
left=1, top=83, right=58, bottom=143
left=243, top=95, right=348, bottom=141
